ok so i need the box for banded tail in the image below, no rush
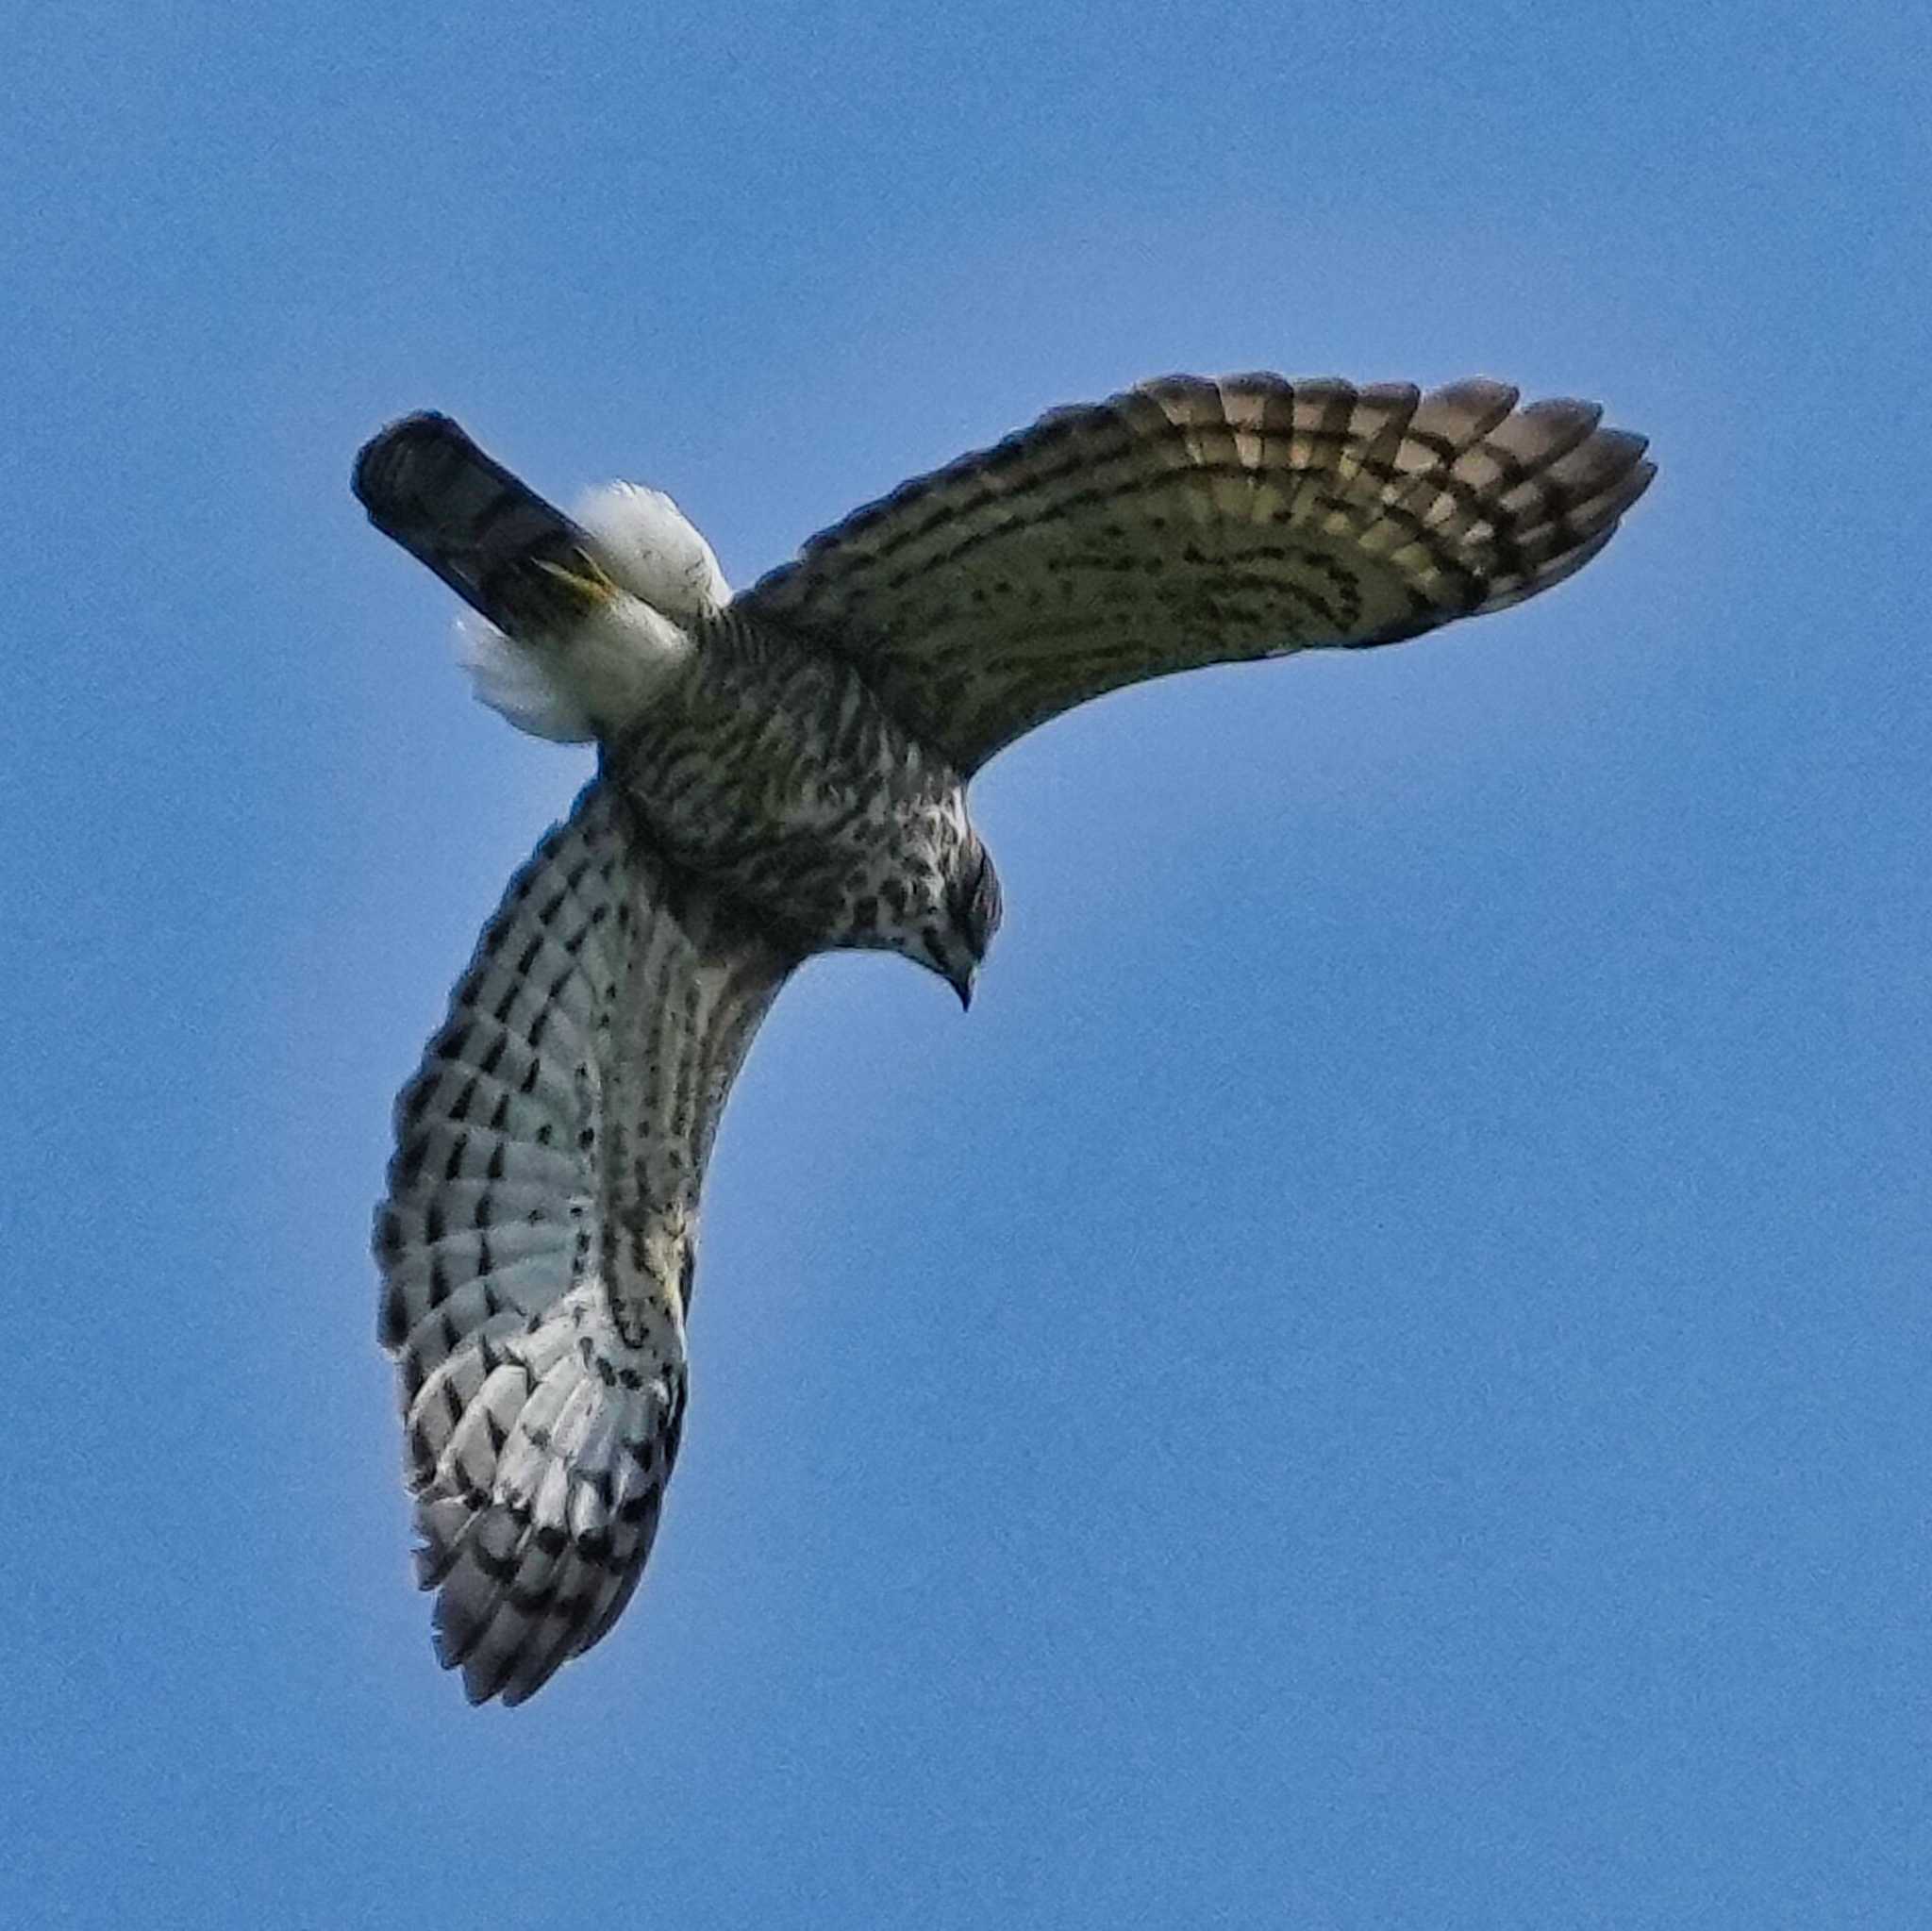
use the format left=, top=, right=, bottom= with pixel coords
left=355, top=413, right=717, bottom=741
left=353, top=412, right=613, bottom=639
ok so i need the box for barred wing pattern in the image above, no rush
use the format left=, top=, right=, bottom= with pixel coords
left=375, top=780, right=793, bottom=1704
left=740, top=375, right=1655, bottom=773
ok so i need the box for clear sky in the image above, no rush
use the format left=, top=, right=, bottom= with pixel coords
left=7, top=4, right=1928, bottom=1925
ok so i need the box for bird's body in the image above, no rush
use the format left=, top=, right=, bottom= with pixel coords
left=359, top=416, right=997, bottom=996
left=614, top=608, right=991, bottom=989
left=356, top=374, right=1654, bottom=1703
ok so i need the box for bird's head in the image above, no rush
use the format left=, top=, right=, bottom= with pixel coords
left=924, top=841, right=1003, bottom=1010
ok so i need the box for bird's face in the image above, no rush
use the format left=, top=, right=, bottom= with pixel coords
left=923, top=841, right=1003, bottom=1009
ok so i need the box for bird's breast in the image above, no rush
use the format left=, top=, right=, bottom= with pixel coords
left=607, top=613, right=972, bottom=957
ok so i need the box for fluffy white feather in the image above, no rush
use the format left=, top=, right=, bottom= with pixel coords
left=455, top=614, right=596, bottom=742
left=455, top=479, right=725, bottom=741
left=574, top=481, right=730, bottom=624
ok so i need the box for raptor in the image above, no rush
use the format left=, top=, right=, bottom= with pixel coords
left=355, top=375, right=1653, bottom=1704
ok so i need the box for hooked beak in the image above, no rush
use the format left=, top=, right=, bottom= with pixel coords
left=949, top=966, right=975, bottom=1012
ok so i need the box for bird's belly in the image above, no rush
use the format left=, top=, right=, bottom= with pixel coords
left=608, top=618, right=968, bottom=954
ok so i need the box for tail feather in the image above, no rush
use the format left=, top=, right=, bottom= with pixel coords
left=356, top=412, right=703, bottom=741
left=353, top=412, right=595, bottom=629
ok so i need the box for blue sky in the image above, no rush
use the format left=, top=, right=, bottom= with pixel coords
left=7, top=3, right=1928, bottom=1923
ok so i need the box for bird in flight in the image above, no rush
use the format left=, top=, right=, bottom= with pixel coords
left=356, top=374, right=1653, bottom=1704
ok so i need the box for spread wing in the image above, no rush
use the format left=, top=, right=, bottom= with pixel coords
left=736, top=375, right=1655, bottom=773
left=375, top=778, right=793, bottom=1705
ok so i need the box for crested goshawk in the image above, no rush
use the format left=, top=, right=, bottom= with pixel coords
left=355, top=375, right=1653, bottom=1704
